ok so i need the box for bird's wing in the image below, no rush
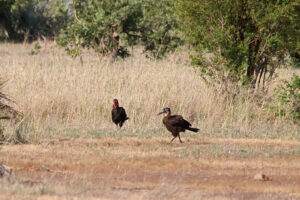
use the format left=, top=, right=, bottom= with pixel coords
left=119, top=107, right=128, bottom=119
left=168, top=115, right=191, bottom=127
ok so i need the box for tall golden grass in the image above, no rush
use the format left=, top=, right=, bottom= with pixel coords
left=0, top=41, right=299, bottom=141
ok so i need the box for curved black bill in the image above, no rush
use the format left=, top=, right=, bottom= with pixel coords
left=158, top=111, right=165, bottom=115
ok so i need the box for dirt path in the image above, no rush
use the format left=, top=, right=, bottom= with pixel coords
left=1, top=137, right=300, bottom=199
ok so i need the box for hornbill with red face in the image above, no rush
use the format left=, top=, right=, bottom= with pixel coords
left=112, top=99, right=129, bottom=128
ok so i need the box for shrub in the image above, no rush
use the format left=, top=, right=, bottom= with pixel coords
left=273, top=74, right=300, bottom=121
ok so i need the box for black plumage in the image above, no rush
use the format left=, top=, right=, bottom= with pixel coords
left=158, top=107, right=199, bottom=143
left=112, top=99, right=129, bottom=128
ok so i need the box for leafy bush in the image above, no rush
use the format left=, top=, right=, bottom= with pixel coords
left=0, top=0, right=69, bottom=41
left=138, top=0, right=182, bottom=58
left=273, top=74, right=300, bottom=121
left=56, top=0, right=181, bottom=59
left=175, top=0, right=300, bottom=90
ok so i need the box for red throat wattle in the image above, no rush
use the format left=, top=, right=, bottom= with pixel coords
left=113, top=100, right=119, bottom=109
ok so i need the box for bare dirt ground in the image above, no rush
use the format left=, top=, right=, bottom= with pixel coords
left=1, top=137, right=300, bottom=200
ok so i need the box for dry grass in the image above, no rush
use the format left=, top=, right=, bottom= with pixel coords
left=1, top=137, right=300, bottom=199
left=0, top=42, right=299, bottom=199
left=0, top=41, right=299, bottom=142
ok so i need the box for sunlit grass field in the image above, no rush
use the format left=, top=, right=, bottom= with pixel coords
left=0, top=41, right=298, bottom=142
left=0, top=42, right=299, bottom=199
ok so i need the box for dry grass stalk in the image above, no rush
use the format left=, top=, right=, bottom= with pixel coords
left=0, top=41, right=298, bottom=141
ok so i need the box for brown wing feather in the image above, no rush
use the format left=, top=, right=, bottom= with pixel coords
left=167, top=115, right=191, bottom=128
left=112, top=107, right=128, bottom=124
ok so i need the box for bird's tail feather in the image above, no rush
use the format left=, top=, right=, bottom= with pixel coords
left=186, top=127, right=199, bottom=132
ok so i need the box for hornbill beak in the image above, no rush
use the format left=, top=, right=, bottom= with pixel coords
left=158, top=110, right=166, bottom=115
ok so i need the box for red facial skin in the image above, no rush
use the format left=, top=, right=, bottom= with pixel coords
left=113, top=99, right=119, bottom=109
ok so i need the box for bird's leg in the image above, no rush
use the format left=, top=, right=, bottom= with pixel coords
left=170, top=136, right=176, bottom=143
left=178, top=134, right=183, bottom=143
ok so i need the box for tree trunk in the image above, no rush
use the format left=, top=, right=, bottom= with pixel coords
left=247, top=38, right=261, bottom=88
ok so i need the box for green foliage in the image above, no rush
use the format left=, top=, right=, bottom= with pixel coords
left=290, top=51, right=300, bottom=69
left=273, top=74, right=300, bottom=121
left=29, top=42, right=41, bottom=55
left=56, top=0, right=181, bottom=59
left=57, top=0, right=140, bottom=58
left=0, top=0, right=69, bottom=41
left=0, top=0, right=16, bottom=39
left=138, top=0, right=182, bottom=58
left=175, top=0, right=300, bottom=90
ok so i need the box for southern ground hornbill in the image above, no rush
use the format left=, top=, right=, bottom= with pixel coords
left=112, top=99, right=129, bottom=128
left=158, top=107, right=199, bottom=143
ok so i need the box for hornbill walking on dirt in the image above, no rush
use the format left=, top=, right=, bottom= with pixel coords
left=158, top=107, right=199, bottom=143
left=112, top=99, right=129, bottom=128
